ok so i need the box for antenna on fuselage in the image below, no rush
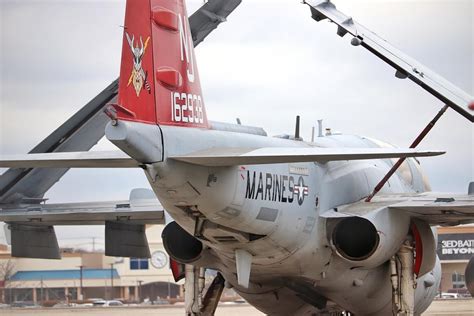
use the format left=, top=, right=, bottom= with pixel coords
left=311, top=120, right=324, bottom=142
left=294, top=116, right=302, bottom=141
left=318, top=119, right=323, bottom=137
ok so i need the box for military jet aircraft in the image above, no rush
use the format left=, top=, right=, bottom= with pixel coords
left=1, top=0, right=473, bottom=315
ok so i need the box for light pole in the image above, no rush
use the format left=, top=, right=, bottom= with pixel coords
left=137, top=280, right=143, bottom=303
left=110, top=263, right=114, bottom=300
left=40, top=277, right=44, bottom=306
left=78, top=265, right=84, bottom=301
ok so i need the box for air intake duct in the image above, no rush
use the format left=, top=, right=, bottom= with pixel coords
left=327, top=208, right=410, bottom=268
left=332, top=217, right=379, bottom=261
left=162, top=221, right=203, bottom=264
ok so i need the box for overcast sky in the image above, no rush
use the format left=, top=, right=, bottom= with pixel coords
left=0, top=0, right=473, bottom=246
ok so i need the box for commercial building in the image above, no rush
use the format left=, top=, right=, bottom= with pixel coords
left=437, top=225, right=474, bottom=294
left=0, top=225, right=180, bottom=304
left=0, top=224, right=472, bottom=304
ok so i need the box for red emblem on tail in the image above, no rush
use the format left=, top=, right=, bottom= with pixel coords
left=117, top=0, right=209, bottom=128
left=125, top=33, right=151, bottom=97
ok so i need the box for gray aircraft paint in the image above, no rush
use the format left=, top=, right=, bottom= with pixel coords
left=105, top=122, right=439, bottom=315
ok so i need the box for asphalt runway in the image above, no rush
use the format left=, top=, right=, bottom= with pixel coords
left=1, top=299, right=473, bottom=315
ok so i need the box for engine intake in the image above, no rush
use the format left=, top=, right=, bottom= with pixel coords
left=332, top=217, right=379, bottom=261
left=162, top=221, right=203, bottom=263
left=328, top=208, right=410, bottom=268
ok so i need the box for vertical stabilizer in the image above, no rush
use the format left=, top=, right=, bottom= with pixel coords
left=118, top=0, right=209, bottom=128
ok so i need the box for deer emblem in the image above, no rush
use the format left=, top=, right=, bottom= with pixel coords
left=125, top=32, right=151, bottom=97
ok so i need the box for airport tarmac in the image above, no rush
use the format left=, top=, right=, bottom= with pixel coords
left=1, top=299, right=473, bottom=315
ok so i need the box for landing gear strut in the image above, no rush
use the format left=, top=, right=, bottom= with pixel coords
left=184, top=265, right=226, bottom=316
left=390, top=240, right=416, bottom=316
left=184, top=265, right=204, bottom=315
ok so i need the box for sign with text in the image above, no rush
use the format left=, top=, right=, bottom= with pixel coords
left=437, top=233, right=474, bottom=261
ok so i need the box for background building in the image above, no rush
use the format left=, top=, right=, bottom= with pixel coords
left=437, top=225, right=474, bottom=295
left=1, top=224, right=472, bottom=304
left=0, top=225, right=181, bottom=304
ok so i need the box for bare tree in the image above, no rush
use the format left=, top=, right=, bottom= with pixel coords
left=0, top=259, right=16, bottom=303
left=0, top=259, right=15, bottom=281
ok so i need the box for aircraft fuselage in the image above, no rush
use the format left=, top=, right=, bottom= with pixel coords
left=107, top=121, right=437, bottom=314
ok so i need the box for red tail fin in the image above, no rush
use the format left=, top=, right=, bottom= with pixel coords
left=117, top=0, right=209, bottom=128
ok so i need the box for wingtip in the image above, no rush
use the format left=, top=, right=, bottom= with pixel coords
left=414, top=150, right=446, bottom=157
left=430, top=150, right=446, bottom=156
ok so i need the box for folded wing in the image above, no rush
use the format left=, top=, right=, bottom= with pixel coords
left=0, top=0, right=242, bottom=204
left=305, top=0, right=474, bottom=122
left=190, top=0, right=242, bottom=46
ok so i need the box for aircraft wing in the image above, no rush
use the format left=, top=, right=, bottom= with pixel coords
left=0, top=151, right=139, bottom=169
left=0, top=198, right=164, bottom=226
left=0, top=80, right=118, bottom=204
left=0, top=0, right=242, bottom=204
left=0, top=188, right=164, bottom=259
left=305, top=0, right=474, bottom=122
left=189, top=0, right=242, bottom=46
left=323, top=191, right=474, bottom=226
left=170, top=147, right=444, bottom=167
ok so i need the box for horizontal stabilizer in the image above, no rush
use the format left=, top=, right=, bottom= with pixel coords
left=0, top=151, right=139, bottom=168
left=170, top=147, right=444, bottom=167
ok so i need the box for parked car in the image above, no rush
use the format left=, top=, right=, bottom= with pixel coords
left=446, top=288, right=472, bottom=298
left=92, top=300, right=124, bottom=307
left=54, top=302, right=83, bottom=308
left=153, top=298, right=170, bottom=305
left=441, top=292, right=460, bottom=299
